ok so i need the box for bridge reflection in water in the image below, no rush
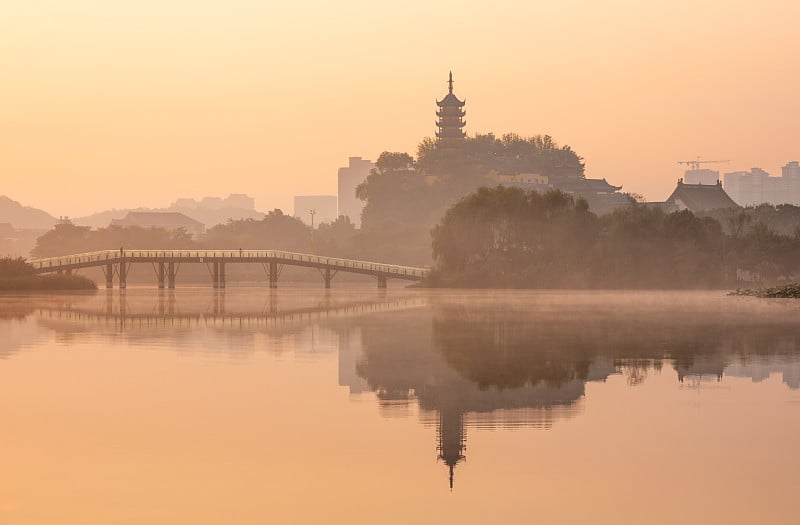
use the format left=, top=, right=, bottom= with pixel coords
left=34, top=289, right=423, bottom=333
left=21, top=291, right=800, bottom=489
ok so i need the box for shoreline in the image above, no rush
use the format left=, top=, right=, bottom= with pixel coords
left=0, top=274, right=98, bottom=292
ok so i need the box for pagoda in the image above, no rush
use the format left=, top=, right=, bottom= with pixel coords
left=437, top=406, right=466, bottom=490
left=436, top=72, right=466, bottom=148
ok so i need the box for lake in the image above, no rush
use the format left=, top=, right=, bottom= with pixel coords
left=1, top=287, right=799, bottom=524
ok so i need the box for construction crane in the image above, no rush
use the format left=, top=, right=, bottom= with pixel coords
left=678, top=157, right=732, bottom=171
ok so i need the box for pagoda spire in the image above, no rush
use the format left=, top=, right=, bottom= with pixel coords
left=448, top=71, right=453, bottom=94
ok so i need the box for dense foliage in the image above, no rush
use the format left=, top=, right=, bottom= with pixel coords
left=429, top=186, right=800, bottom=289
left=701, top=203, right=800, bottom=237
left=0, top=257, right=35, bottom=278
left=31, top=210, right=312, bottom=257
left=203, top=209, right=313, bottom=252
left=0, top=257, right=96, bottom=291
left=730, top=283, right=800, bottom=298
left=32, top=224, right=195, bottom=258
left=430, top=186, right=596, bottom=287
left=417, top=133, right=584, bottom=182
left=28, top=210, right=386, bottom=265
left=354, top=134, right=585, bottom=264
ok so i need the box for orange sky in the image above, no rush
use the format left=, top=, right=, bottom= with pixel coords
left=1, top=0, right=798, bottom=217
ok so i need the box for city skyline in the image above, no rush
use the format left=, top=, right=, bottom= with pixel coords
left=2, top=1, right=799, bottom=217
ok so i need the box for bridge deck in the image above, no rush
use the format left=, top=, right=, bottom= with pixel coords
left=29, top=249, right=428, bottom=281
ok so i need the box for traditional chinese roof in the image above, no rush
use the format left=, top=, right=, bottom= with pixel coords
left=665, top=180, right=739, bottom=212
left=437, top=93, right=465, bottom=107
left=557, top=178, right=622, bottom=193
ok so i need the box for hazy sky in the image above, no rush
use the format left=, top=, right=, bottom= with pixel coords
left=1, top=0, right=798, bottom=217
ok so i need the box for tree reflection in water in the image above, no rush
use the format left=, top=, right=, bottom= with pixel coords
left=355, top=293, right=800, bottom=487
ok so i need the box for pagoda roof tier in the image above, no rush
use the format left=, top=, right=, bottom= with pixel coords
left=436, top=130, right=467, bottom=139
left=436, top=109, right=465, bottom=118
left=436, top=121, right=466, bottom=129
left=436, top=93, right=465, bottom=107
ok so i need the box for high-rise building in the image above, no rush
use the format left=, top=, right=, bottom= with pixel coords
left=337, top=157, right=374, bottom=228
left=783, top=161, right=800, bottom=178
left=782, top=161, right=800, bottom=205
left=723, top=167, right=795, bottom=206
left=293, top=195, right=338, bottom=227
left=171, top=194, right=256, bottom=210
left=435, top=72, right=466, bottom=149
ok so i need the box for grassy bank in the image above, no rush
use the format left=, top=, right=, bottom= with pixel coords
left=0, top=274, right=97, bottom=292
left=729, top=283, right=800, bottom=298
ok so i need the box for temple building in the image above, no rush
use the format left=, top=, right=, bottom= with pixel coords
left=431, top=71, right=629, bottom=214
left=435, top=72, right=466, bottom=148
left=657, top=179, right=739, bottom=213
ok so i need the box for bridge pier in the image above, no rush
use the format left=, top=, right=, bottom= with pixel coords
left=377, top=275, right=387, bottom=288
left=104, top=263, right=113, bottom=288
left=323, top=268, right=332, bottom=289
left=269, top=261, right=278, bottom=288
left=211, top=261, right=226, bottom=288
left=157, top=262, right=166, bottom=289
left=168, top=262, right=176, bottom=289
left=119, top=261, right=127, bottom=289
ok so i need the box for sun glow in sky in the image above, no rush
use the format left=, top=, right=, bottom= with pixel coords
left=1, top=0, right=798, bottom=216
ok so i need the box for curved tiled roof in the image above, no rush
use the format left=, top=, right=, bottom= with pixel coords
left=437, top=92, right=465, bottom=107
left=666, top=181, right=739, bottom=211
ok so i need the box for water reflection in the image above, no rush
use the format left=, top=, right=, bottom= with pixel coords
left=3, top=290, right=800, bottom=490
left=33, top=290, right=411, bottom=332
left=354, top=293, right=800, bottom=486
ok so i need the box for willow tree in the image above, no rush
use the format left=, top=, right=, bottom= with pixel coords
left=430, top=186, right=598, bottom=286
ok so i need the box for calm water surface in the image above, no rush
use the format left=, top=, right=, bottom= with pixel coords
left=1, top=287, right=800, bottom=524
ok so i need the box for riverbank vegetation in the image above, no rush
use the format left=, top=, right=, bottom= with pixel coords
left=428, top=186, right=800, bottom=289
left=729, top=283, right=800, bottom=298
left=0, top=257, right=96, bottom=291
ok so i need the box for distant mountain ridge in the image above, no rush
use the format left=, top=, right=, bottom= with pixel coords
left=75, top=206, right=265, bottom=229
left=0, top=194, right=267, bottom=232
left=0, top=196, right=58, bottom=230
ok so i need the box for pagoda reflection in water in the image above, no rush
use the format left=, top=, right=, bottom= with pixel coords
left=350, top=294, right=800, bottom=488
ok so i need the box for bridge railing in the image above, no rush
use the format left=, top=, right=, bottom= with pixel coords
left=29, top=250, right=428, bottom=278
left=29, top=250, right=120, bottom=271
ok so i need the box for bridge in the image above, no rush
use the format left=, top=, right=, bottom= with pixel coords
left=29, top=249, right=429, bottom=289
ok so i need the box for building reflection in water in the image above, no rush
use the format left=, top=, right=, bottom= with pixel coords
left=9, top=290, right=800, bottom=489
left=352, top=295, right=800, bottom=487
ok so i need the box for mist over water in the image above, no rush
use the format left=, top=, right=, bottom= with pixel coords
left=1, top=287, right=799, bottom=523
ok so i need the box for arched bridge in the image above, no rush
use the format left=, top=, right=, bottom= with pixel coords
left=29, top=249, right=429, bottom=289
